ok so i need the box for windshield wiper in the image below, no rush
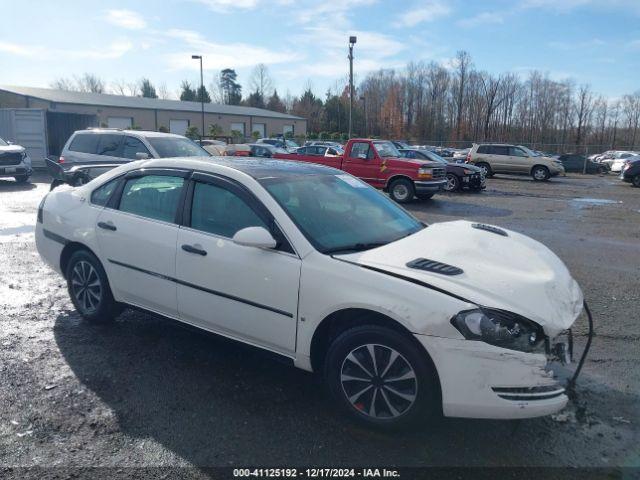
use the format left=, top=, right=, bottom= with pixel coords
left=324, top=242, right=389, bottom=255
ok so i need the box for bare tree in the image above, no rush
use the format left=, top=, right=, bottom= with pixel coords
left=454, top=51, right=472, bottom=140
left=574, top=84, right=594, bottom=152
left=157, top=82, right=172, bottom=100
left=248, top=64, right=274, bottom=100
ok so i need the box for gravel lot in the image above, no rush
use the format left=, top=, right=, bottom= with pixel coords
left=0, top=171, right=638, bottom=472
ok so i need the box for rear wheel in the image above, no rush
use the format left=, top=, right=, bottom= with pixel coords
left=65, top=250, right=120, bottom=324
left=632, top=175, right=640, bottom=188
left=532, top=165, right=550, bottom=181
left=476, top=162, right=492, bottom=178
left=388, top=178, right=415, bottom=203
left=324, top=325, right=440, bottom=430
left=444, top=173, right=460, bottom=192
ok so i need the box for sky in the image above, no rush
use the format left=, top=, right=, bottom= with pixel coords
left=1, top=0, right=639, bottom=100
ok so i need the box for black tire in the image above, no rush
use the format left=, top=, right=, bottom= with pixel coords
left=324, top=325, right=440, bottom=430
left=65, top=250, right=121, bottom=324
left=388, top=178, right=415, bottom=203
left=531, top=165, right=550, bottom=181
left=444, top=173, right=461, bottom=192
left=476, top=162, right=492, bottom=178
left=416, top=193, right=434, bottom=200
left=632, top=175, right=640, bottom=188
left=14, top=174, right=30, bottom=183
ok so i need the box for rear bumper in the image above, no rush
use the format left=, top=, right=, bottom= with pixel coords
left=416, top=335, right=568, bottom=419
left=414, top=179, right=446, bottom=194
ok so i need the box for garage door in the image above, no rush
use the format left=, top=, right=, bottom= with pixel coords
left=170, top=120, right=189, bottom=136
left=0, top=109, right=48, bottom=168
left=107, top=117, right=132, bottom=129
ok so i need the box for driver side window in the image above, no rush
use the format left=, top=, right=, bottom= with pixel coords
left=351, top=142, right=371, bottom=159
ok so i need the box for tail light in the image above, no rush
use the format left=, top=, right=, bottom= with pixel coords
left=58, top=156, right=65, bottom=164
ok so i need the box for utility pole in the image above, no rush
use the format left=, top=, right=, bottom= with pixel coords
left=192, top=55, right=205, bottom=138
left=360, top=95, right=367, bottom=137
left=348, top=36, right=357, bottom=139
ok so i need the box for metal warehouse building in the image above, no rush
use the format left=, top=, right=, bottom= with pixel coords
left=0, top=86, right=307, bottom=167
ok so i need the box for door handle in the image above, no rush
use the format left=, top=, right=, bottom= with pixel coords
left=97, top=221, right=117, bottom=231
left=181, top=244, right=207, bottom=256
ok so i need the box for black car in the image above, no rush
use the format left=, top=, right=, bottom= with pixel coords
left=558, top=154, right=607, bottom=174
left=399, top=148, right=485, bottom=192
left=621, top=158, right=640, bottom=187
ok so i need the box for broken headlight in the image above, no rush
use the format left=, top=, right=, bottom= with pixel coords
left=451, top=308, right=545, bottom=352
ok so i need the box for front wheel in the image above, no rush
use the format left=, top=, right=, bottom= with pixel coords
left=65, top=250, right=120, bottom=324
left=532, top=165, right=550, bottom=181
left=444, top=173, right=460, bottom=192
left=476, top=162, right=492, bottom=178
left=324, top=325, right=440, bottom=430
left=14, top=174, right=30, bottom=183
left=632, top=175, right=640, bottom=188
left=388, top=178, right=415, bottom=203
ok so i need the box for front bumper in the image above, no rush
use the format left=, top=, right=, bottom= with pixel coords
left=415, top=335, right=568, bottom=419
left=0, top=164, right=31, bottom=177
left=462, top=173, right=485, bottom=189
left=414, top=179, right=446, bottom=194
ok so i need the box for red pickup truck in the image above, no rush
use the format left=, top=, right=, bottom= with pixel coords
left=273, top=139, right=446, bottom=203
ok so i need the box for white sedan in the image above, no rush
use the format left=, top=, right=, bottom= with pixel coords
left=36, top=157, right=585, bottom=429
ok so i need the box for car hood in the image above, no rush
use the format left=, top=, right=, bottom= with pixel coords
left=336, top=220, right=583, bottom=337
left=449, top=163, right=482, bottom=173
left=0, top=145, right=25, bottom=154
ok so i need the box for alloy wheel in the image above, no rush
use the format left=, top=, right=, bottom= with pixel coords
left=445, top=174, right=458, bottom=191
left=340, top=344, right=418, bottom=419
left=71, top=260, right=102, bottom=314
left=533, top=167, right=548, bottom=180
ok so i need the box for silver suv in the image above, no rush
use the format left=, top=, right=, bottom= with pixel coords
left=0, top=136, right=32, bottom=183
left=467, top=143, right=565, bottom=181
left=59, top=129, right=209, bottom=170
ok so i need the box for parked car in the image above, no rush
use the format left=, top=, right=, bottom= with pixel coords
left=391, top=141, right=411, bottom=150
left=601, top=151, right=639, bottom=173
left=621, top=157, right=640, bottom=187
left=202, top=143, right=226, bottom=156
left=274, top=139, right=446, bottom=202
left=197, top=139, right=226, bottom=147
left=294, top=145, right=343, bottom=157
left=248, top=143, right=288, bottom=158
left=466, top=143, right=565, bottom=181
left=36, top=156, right=586, bottom=429
left=557, top=154, right=607, bottom=174
left=452, top=148, right=470, bottom=163
left=257, top=138, right=299, bottom=152
left=399, top=149, right=485, bottom=192
left=224, top=144, right=252, bottom=156
left=0, top=136, right=32, bottom=183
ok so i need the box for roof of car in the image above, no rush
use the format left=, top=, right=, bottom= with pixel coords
left=76, top=129, right=185, bottom=139
left=136, top=156, right=342, bottom=180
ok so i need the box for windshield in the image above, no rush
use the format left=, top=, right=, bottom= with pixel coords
left=146, top=137, right=210, bottom=158
left=423, top=150, right=448, bottom=164
left=260, top=174, right=424, bottom=254
left=0, top=138, right=7, bottom=146
left=518, top=146, right=539, bottom=156
left=373, top=141, right=401, bottom=158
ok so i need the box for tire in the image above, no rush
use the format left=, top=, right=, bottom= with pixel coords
left=476, top=162, right=492, bottom=178
left=416, top=193, right=434, bottom=200
left=65, top=250, right=120, bottom=324
left=444, top=173, right=460, bottom=192
left=388, top=178, right=415, bottom=203
left=324, top=325, right=440, bottom=430
left=632, top=175, right=640, bottom=188
left=532, top=165, right=550, bottom=181
left=14, top=174, right=30, bottom=183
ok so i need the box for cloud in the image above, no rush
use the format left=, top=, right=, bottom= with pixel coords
left=193, top=0, right=259, bottom=13
left=164, top=29, right=301, bottom=70
left=0, top=39, right=132, bottom=60
left=105, top=9, right=147, bottom=29
left=457, top=12, right=504, bottom=27
left=547, top=38, right=606, bottom=50
left=294, top=0, right=377, bottom=27
left=394, top=1, right=451, bottom=27
left=0, top=41, right=40, bottom=56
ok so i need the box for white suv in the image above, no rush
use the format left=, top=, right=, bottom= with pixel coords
left=0, top=136, right=32, bottom=183
left=467, top=144, right=565, bottom=181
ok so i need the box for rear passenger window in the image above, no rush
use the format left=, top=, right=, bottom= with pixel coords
left=69, top=134, right=99, bottom=154
left=493, top=146, right=509, bottom=156
left=90, top=178, right=119, bottom=207
left=190, top=182, right=268, bottom=238
left=119, top=175, right=184, bottom=223
left=97, top=134, right=123, bottom=157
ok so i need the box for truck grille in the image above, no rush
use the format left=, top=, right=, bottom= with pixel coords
left=0, top=152, right=22, bottom=166
left=432, top=167, right=446, bottom=180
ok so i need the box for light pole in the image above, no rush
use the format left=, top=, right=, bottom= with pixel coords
left=348, top=36, right=356, bottom=139
left=192, top=54, right=205, bottom=138
left=360, top=95, right=367, bottom=137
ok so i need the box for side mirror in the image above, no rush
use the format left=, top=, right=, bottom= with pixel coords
left=232, top=226, right=277, bottom=249
left=135, top=152, right=150, bottom=160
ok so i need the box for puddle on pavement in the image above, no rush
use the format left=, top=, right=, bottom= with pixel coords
left=570, top=198, right=622, bottom=206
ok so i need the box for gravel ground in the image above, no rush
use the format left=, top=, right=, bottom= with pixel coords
left=0, top=171, right=638, bottom=473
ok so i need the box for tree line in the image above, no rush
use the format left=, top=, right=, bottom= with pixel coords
left=50, top=52, right=640, bottom=152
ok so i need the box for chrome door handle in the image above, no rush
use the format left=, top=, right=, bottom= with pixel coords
left=181, top=244, right=207, bottom=256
